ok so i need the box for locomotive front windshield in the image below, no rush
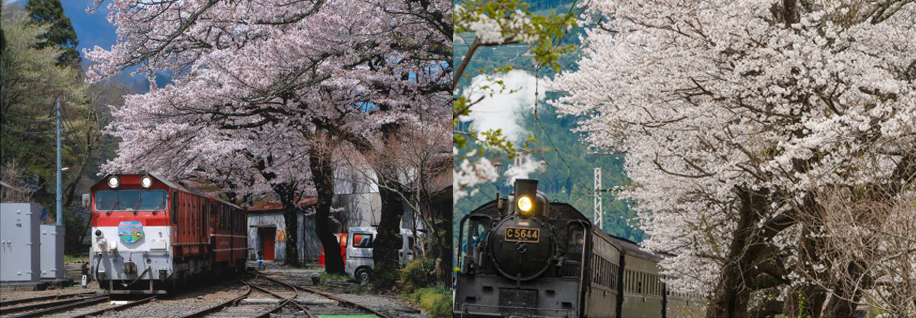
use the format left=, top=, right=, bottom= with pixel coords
left=95, top=190, right=168, bottom=211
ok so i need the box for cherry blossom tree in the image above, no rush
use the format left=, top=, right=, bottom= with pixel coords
left=550, top=0, right=915, bottom=316
left=337, top=117, right=452, bottom=287
left=801, top=184, right=916, bottom=318
left=86, top=0, right=451, bottom=271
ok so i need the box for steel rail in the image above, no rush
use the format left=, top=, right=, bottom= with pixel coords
left=0, top=292, right=97, bottom=308
left=65, top=296, right=156, bottom=318
left=255, top=273, right=389, bottom=318
left=9, top=295, right=109, bottom=318
left=296, top=284, right=390, bottom=318
left=250, top=275, right=314, bottom=318
left=178, top=280, right=252, bottom=318
left=1, top=296, right=97, bottom=315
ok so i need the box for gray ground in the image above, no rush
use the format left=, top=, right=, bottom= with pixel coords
left=0, top=265, right=431, bottom=318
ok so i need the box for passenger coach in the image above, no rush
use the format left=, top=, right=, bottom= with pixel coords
left=90, top=174, right=247, bottom=294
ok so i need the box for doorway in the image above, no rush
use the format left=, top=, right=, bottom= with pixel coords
left=258, top=227, right=276, bottom=261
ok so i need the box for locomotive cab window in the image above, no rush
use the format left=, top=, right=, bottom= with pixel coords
left=95, top=190, right=167, bottom=212
left=567, top=224, right=585, bottom=261
left=464, top=217, right=491, bottom=252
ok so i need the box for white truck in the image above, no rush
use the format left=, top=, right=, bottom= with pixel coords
left=345, top=227, right=419, bottom=283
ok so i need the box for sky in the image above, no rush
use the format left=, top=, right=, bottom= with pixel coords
left=61, top=0, right=118, bottom=55
left=461, top=70, right=546, bottom=144
left=3, top=0, right=118, bottom=54
left=3, top=0, right=167, bottom=90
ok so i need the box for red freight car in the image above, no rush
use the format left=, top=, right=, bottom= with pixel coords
left=89, top=174, right=247, bottom=294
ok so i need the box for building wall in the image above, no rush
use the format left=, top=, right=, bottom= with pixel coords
left=247, top=212, right=287, bottom=261
left=300, top=212, right=322, bottom=263
left=332, top=193, right=381, bottom=230
left=246, top=162, right=432, bottom=263
left=333, top=164, right=383, bottom=230
left=247, top=208, right=323, bottom=263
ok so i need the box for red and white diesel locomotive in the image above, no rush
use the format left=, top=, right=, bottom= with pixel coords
left=90, top=174, right=247, bottom=294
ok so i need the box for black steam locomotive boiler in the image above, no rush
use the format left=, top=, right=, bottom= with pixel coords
left=454, top=179, right=704, bottom=318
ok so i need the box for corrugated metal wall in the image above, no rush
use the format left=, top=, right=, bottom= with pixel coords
left=247, top=207, right=324, bottom=263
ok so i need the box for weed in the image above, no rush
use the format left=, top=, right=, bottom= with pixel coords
left=403, top=286, right=452, bottom=318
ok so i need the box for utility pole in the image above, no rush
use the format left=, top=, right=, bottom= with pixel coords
left=56, top=98, right=63, bottom=226
left=594, top=168, right=602, bottom=229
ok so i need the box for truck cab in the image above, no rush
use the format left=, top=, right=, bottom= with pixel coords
left=344, top=227, right=419, bottom=283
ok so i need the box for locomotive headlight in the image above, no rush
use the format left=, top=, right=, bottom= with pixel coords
left=141, top=176, right=153, bottom=188
left=517, top=196, right=533, bottom=214
left=97, top=238, right=107, bottom=253
left=107, top=176, right=120, bottom=188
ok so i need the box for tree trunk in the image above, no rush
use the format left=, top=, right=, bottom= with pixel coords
left=821, top=261, right=866, bottom=317
left=271, top=182, right=302, bottom=267
left=432, top=186, right=453, bottom=286
left=373, top=186, right=405, bottom=288
left=310, top=146, right=344, bottom=274
left=784, top=194, right=828, bottom=317
left=283, top=207, right=301, bottom=267
left=784, top=227, right=827, bottom=317
left=707, top=188, right=768, bottom=318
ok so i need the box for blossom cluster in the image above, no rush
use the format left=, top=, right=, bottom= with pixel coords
left=551, top=0, right=915, bottom=297
left=86, top=0, right=451, bottom=198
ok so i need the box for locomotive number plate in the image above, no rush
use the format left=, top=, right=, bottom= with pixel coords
left=504, top=227, right=540, bottom=243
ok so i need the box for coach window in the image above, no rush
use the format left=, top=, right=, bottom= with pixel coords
left=610, top=264, right=617, bottom=287
left=592, top=257, right=598, bottom=283
left=649, top=275, right=655, bottom=295
left=202, top=202, right=208, bottom=235
left=171, top=191, right=179, bottom=224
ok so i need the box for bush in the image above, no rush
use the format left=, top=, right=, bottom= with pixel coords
left=397, top=257, right=437, bottom=293
left=403, top=286, right=452, bottom=318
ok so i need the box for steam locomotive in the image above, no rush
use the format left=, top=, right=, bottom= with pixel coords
left=89, top=174, right=247, bottom=294
left=454, top=179, right=704, bottom=317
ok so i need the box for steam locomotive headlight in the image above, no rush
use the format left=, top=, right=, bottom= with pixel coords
left=141, top=176, right=153, bottom=188
left=107, top=176, right=120, bottom=188
left=517, top=196, right=533, bottom=214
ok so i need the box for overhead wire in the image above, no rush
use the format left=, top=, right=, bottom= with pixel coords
left=527, top=0, right=585, bottom=188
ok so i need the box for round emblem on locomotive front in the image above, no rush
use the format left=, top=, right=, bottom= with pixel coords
left=118, top=221, right=144, bottom=243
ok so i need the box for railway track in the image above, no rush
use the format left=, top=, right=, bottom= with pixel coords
left=180, top=275, right=314, bottom=318
left=0, top=295, right=108, bottom=318
left=63, top=296, right=156, bottom=318
left=256, top=274, right=389, bottom=318
left=1, top=273, right=393, bottom=318
left=0, top=294, right=156, bottom=318
left=0, top=293, right=98, bottom=308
